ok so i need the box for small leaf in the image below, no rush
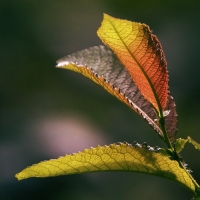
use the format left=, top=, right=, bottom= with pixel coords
left=57, top=46, right=177, bottom=141
left=97, top=14, right=168, bottom=112
left=16, top=143, right=195, bottom=194
left=175, top=138, right=188, bottom=153
left=175, top=137, right=200, bottom=153
left=188, top=137, right=200, bottom=150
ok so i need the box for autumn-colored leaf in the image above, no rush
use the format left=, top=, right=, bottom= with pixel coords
left=97, top=14, right=168, bottom=112
left=56, top=46, right=177, bottom=141
left=15, top=142, right=195, bottom=194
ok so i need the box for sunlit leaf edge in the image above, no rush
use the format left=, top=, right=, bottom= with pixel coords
left=175, top=137, right=200, bottom=153
left=16, top=142, right=195, bottom=194
left=56, top=45, right=178, bottom=141
left=188, top=137, right=200, bottom=151
left=97, top=13, right=169, bottom=111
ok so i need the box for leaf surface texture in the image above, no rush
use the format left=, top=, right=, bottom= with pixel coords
left=57, top=46, right=177, bottom=140
left=97, top=14, right=168, bottom=111
left=16, top=143, right=195, bottom=193
left=175, top=137, right=200, bottom=153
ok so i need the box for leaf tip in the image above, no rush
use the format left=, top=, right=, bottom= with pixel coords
left=15, top=172, right=24, bottom=181
left=102, top=13, right=110, bottom=19
left=97, top=13, right=116, bottom=36
left=56, top=60, right=69, bottom=68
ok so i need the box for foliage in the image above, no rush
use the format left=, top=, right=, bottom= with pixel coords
left=16, top=14, right=200, bottom=199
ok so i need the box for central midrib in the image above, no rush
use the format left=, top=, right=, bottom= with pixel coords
left=108, top=19, right=163, bottom=114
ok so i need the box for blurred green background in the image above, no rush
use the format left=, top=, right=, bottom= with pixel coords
left=1, top=0, right=200, bottom=199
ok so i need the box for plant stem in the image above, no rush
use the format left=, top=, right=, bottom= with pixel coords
left=159, top=112, right=200, bottom=195
left=159, top=111, right=174, bottom=150
left=176, top=151, right=200, bottom=195
left=159, top=109, right=200, bottom=195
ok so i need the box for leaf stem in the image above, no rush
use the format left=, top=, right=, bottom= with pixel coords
left=158, top=111, right=173, bottom=150
left=158, top=102, right=200, bottom=195
left=105, top=17, right=173, bottom=148
left=160, top=114, right=200, bottom=195
left=176, top=151, right=200, bottom=195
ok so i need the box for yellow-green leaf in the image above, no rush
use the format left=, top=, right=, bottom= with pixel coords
left=175, top=138, right=188, bottom=153
left=97, top=14, right=169, bottom=112
left=188, top=137, right=200, bottom=150
left=57, top=46, right=177, bottom=141
left=16, top=142, right=195, bottom=194
left=175, top=137, right=200, bottom=153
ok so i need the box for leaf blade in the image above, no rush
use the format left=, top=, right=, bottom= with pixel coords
left=15, top=143, right=195, bottom=194
left=175, top=137, right=200, bottom=153
left=188, top=137, right=200, bottom=150
left=175, top=138, right=188, bottom=153
left=97, top=14, right=168, bottom=111
left=56, top=46, right=177, bottom=141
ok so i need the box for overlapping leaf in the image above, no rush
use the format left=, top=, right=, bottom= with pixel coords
left=97, top=14, right=168, bottom=112
left=15, top=142, right=195, bottom=194
left=57, top=45, right=177, bottom=141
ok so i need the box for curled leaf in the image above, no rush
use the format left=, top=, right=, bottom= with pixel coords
left=175, top=138, right=188, bottom=153
left=97, top=14, right=168, bottom=112
left=57, top=46, right=177, bottom=141
left=175, top=137, right=200, bottom=153
left=15, top=142, right=195, bottom=194
left=188, top=137, right=200, bottom=151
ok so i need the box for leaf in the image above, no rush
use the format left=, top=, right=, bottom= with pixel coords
left=175, top=138, right=188, bottom=153
left=188, top=137, right=200, bottom=150
left=56, top=45, right=177, bottom=141
left=97, top=14, right=168, bottom=112
left=15, top=142, right=195, bottom=194
left=175, top=137, right=200, bottom=153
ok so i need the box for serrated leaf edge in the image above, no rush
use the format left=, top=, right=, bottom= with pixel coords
left=57, top=62, right=163, bottom=137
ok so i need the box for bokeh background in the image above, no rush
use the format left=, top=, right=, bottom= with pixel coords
left=1, top=0, right=200, bottom=199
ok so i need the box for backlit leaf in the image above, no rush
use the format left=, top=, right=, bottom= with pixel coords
left=15, top=142, right=195, bottom=194
left=175, top=138, right=188, bottom=153
left=97, top=14, right=168, bottom=112
left=57, top=46, right=177, bottom=141
left=175, top=137, right=200, bottom=153
left=188, top=137, right=200, bottom=150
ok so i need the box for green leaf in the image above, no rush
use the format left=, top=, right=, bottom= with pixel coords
left=175, top=138, right=188, bottom=153
left=16, top=142, right=195, bottom=194
left=57, top=46, right=178, bottom=141
left=175, top=137, right=200, bottom=153
left=188, top=137, right=200, bottom=150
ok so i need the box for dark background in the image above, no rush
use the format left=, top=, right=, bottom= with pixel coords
left=1, top=0, right=200, bottom=199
